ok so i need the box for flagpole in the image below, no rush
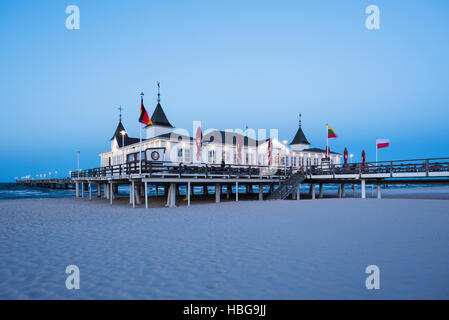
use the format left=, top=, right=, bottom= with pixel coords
left=139, top=122, right=142, bottom=174
left=376, top=137, right=377, bottom=165
left=139, top=92, right=144, bottom=175
left=326, top=123, right=329, bottom=158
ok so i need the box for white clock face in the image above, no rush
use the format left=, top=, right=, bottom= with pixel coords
left=151, top=151, right=160, bottom=160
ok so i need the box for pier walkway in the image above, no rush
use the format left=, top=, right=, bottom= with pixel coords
left=16, top=157, right=449, bottom=207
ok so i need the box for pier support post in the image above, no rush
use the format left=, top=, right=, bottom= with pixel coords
left=135, top=183, right=142, bottom=205
left=144, top=181, right=148, bottom=209
left=166, top=183, right=176, bottom=208
left=81, top=182, right=84, bottom=198
left=311, top=184, right=316, bottom=200
left=341, top=184, right=345, bottom=198
left=296, top=185, right=300, bottom=200
left=215, top=183, right=221, bottom=203
left=110, top=181, right=114, bottom=200
left=235, top=182, right=239, bottom=202
left=187, top=182, right=191, bottom=207
left=109, top=182, right=113, bottom=205
left=258, top=183, right=263, bottom=201
left=172, top=184, right=177, bottom=207
left=75, top=182, right=79, bottom=198
left=166, top=184, right=171, bottom=207
left=131, top=181, right=135, bottom=208
left=319, top=184, right=323, bottom=198
left=97, top=183, right=101, bottom=198
left=226, top=184, right=231, bottom=199
left=377, top=184, right=381, bottom=199
left=337, top=185, right=342, bottom=198
left=361, top=179, right=366, bottom=199
left=89, top=182, right=92, bottom=200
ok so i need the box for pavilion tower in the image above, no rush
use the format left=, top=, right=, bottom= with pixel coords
left=145, top=82, right=174, bottom=139
left=289, top=113, right=311, bottom=151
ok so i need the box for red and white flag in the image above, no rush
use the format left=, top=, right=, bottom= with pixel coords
left=376, top=139, right=390, bottom=149
left=196, top=126, right=202, bottom=161
left=267, top=138, right=272, bottom=166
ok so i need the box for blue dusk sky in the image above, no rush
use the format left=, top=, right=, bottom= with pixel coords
left=1, top=0, right=448, bottom=181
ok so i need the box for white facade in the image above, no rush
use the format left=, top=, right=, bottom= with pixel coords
left=100, top=130, right=341, bottom=168
left=145, top=125, right=172, bottom=140
left=100, top=101, right=340, bottom=168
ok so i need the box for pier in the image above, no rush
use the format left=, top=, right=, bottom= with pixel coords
left=16, top=157, right=449, bottom=207
left=16, top=178, right=75, bottom=190
left=70, top=162, right=285, bottom=208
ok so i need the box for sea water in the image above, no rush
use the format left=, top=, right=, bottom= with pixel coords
left=0, top=182, right=438, bottom=200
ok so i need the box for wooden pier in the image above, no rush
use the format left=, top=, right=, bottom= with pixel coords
left=70, top=162, right=286, bottom=208
left=16, top=157, right=449, bottom=207
left=16, top=178, right=75, bottom=190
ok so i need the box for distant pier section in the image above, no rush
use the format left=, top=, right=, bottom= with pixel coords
left=17, top=178, right=75, bottom=190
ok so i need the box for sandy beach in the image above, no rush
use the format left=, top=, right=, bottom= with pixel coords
left=0, top=187, right=448, bottom=299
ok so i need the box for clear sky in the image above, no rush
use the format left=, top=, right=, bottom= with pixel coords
left=1, top=0, right=448, bottom=181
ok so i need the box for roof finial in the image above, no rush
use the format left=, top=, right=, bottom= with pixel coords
left=157, top=81, right=160, bottom=103
left=118, top=105, right=123, bottom=122
left=299, top=113, right=302, bottom=128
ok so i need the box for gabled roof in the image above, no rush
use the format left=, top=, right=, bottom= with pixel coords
left=153, top=132, right=194, bottom=142
left=203, top=130, right=260, bottom=147
left=290, top=127, right=310, bottom=145
left=146, top=102, right=173, bottom=128
left=110, top=121, right=140, bottom=147
left=303, top=147, right=341, bottom=155
left=116, top=136, right=140, bottom=148
left=153, top=130, right=263, bottom=147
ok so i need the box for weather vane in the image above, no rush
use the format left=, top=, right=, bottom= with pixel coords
left=299, top=113, right=302, bottom=128
left=157, top=81, right=161, bottom=103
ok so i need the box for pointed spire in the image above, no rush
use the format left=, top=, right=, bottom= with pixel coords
left=110, top=120, right=127, bottom=141
left=145, top=82, right=174, bottom=128
left=118, top=105, right=123, bottom=122
left=290, top=113, right=310, bottom=145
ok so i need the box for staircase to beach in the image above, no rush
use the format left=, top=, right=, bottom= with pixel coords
left=265, top=172, right=305, bottom=200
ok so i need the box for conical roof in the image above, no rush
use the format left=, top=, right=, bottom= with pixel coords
left=146, top=102, right=173, bottom=128
left=110, top=121, right=140, bottom=147
left=290, top=127, right=310, bottom=145
left=110, top=121, right=127, bottom=140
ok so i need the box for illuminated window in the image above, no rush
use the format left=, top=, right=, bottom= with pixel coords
left=208, top=150, right=216, bottom=163
left=184, top=148, right=191, bottom=162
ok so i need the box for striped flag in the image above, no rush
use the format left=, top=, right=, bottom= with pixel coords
left=139, top=96, right=152, bottom=125
left=376, top=139, right=390, bottom=149
left=327, top=125, right=337, bottom=138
